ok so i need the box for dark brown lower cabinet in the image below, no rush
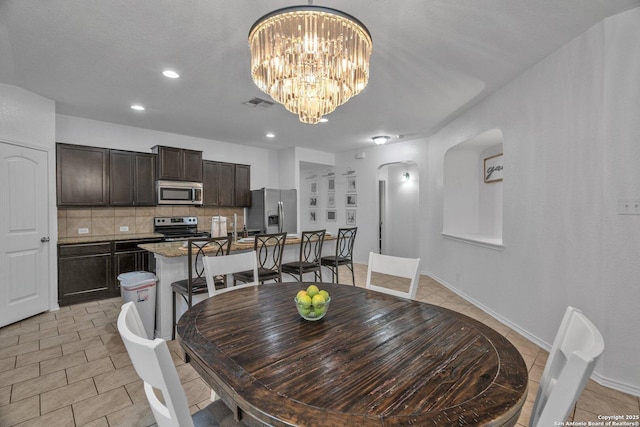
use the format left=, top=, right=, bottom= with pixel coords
left=58, top=242, right=114, bottom=306
left=58, top=237, right=161, bottom=306
left=113, top=239, right=162, bottom=291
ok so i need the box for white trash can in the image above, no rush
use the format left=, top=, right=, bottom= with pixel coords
left=118, top=271, right=158, bottom=339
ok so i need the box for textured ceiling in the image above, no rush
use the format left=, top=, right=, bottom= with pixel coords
left=1, top=0, right=638, bottom=153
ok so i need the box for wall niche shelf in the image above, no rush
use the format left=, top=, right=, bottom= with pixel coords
left=441, top=233, right=504, bottom=250
left=443, top=129, right=504, bottom=248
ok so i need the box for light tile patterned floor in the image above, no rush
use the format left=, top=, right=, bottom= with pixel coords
left=1, top=264, right=638, bottom=426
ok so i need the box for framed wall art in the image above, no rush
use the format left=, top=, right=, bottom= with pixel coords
left=326, top=209, right=337, bottom=222
left=327, top=193, right=336, bottom=208
left=309, top=210, right=317, bottom=224
left=346, top=176, right=357, bottom=193
left=345, top=194, right=357, bottom=207
left=310, top=181, right=318, bottom=194
left=309, top=196, right=318, bottom=207
left=346, top=209, right=356, bottom=226
left=484, top=153, right=503, bottom=183
left=328, top=177, right=335, bottom=192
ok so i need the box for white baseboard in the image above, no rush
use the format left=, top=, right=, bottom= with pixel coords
left=425, top=270, right=640, bottom=398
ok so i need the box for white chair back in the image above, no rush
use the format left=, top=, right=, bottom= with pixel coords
left=365, top=252, right=421, bottom=299
left=117, top=302, right=194, bottom=427
left=203, top=251, right=259, bottom=296
left=529, top=306, right=605, bottom=427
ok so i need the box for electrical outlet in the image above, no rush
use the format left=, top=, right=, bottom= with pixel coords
left=617, top=198, right=640, bottom=215
left=78, top=228, right=89, bottom=234
left=119, top=226, right=129, bottom=232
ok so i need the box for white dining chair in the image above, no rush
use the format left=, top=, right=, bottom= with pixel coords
left=203, top=251, right=259, bottom=296
left=529, top=306, right=605, bottom=427
left=117, top=302, right=243, bottom=427
left=365, top=252, right=421, bottom=299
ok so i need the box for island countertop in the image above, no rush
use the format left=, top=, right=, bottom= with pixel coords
left=143, top=234, right=337, bottom=340
left=138, top=234, right=335, bottom=257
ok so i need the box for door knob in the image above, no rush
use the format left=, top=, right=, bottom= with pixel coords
left=41, top=237, right=50, bottom=242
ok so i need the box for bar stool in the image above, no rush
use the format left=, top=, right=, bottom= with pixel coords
left=171, top=237, right=230, bottom=340
left=234, top=232, right=287, bottom=284
left=281, top=229, right=326, bottom=282
left=320, top=227, right=357, bottom=285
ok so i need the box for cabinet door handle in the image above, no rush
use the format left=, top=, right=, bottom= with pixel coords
left=41, top=237, right=50, bottom=242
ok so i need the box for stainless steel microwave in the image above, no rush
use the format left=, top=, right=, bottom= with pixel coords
left=156, top=180, right=203, bottom=205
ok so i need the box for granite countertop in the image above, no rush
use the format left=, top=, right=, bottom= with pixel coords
left=58, top=233, right=164, bottom=245
left=139, top=234, right=336, bottom=258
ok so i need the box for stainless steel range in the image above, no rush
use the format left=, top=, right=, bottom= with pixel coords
left=154, top=216, right=210, bottom=241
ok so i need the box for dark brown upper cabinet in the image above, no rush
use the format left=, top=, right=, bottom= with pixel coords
left=135, top=153, right=156, bottom=205
left=203, top=160, right=220, bottom=206
left=110, top=150, right=156, bottom=206
left=203, top=161, right=251, bottom=207
left=153, top=145, right=202, bottom=182
left=218, top=162, right=235, bottom=206
left=57, top=143, right=109, bottom=206
left=235, top=164, right=251, bottom=207
left=182, top=150, right=203, bottom=182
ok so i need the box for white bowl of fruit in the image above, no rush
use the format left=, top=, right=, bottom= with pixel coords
left=294, top=284, right=331, bottom=321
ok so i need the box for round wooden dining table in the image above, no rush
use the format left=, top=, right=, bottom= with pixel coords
left=176, top=282, right=528, bottom=427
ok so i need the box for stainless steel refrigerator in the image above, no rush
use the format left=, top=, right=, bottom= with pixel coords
left=247, top=188, right=297, bottom=234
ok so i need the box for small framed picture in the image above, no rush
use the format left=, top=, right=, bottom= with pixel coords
left=345, top=194, right=357, bottom=207
left=346, top=209, right=356, bottom=226
left=310, top=181, right=318, bottom=194
left=326, top=209, right=337, bottom=222
left=347, top=176, right=357, bottom=193
left=328, top=177, right=336, bottom=192
left=327, top=193, right=336, bottom=208
left=484, top=153, right=503, bottom=183
left=309, top=196, right=318, bottom=207
left=309, top=210, right=317, bottom=224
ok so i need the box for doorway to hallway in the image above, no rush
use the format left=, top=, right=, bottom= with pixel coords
left=377, top=162, right=419, bottom=258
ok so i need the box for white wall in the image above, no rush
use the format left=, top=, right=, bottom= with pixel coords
left=299, top=165, right=337, bottom=234
left=0, top=83, right=57, bottom=310
left=333, top=142, right=423, bottom=264
left=335, top=8, right=640, bottom=395
left=56, top=115, right=280, bottom=190
left=295, top=148, right=336, bottom=234
left=478, top=146, right=503, bottom=239
left=381, top=162, right=420, bottom=258
left=601, top=7, right=640, bottom=393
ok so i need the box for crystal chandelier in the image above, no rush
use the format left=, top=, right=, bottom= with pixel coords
left=249, top=6, right=372, bottom=124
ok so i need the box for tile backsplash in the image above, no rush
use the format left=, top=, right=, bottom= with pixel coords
left=58, top=206, right=244, bottom=238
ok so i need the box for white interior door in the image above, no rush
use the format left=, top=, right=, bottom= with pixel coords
left=0, top=142, right=50, bottom=327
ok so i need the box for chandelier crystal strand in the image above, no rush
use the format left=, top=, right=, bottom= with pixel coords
left=249, top=6, right=372, bottom=124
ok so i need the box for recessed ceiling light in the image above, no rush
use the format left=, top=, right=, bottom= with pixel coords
left=162, top=70, right=180, bottom=79
left=266, top=133, right=275, bottom=138
left=319, top=118, right=328, bottom=123
left=372, top=135, right=390, bottom=145
left=131, top=105, right=145, bottom=111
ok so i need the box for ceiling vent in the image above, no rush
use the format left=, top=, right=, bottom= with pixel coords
left=243, top=97, right=275, bottom=109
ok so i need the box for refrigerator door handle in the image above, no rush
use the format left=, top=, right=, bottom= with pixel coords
left=278, top=201, right=284, bottom=233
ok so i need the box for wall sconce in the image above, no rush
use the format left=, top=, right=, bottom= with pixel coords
left=402, top=172, right=410, bottom=182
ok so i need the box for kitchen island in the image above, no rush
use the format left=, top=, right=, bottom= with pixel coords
left=139, top=235, right=336, bottom=339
